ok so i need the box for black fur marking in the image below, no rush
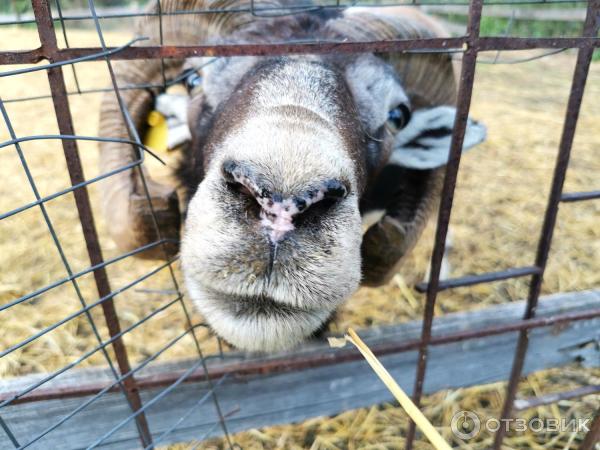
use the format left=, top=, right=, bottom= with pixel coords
left=403, top=126, right=453, bottom=150
left=418, top=126, right=453, bottom=139
left=403, top=140, right=432, bottom=150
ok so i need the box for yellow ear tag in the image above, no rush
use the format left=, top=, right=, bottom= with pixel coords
left=143, top=110, right=168, bottom=153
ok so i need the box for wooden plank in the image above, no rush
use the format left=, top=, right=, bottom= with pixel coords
left=1, top=289, right=599, bottom=449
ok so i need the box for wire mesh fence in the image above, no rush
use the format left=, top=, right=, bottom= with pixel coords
left=0, top=0, right=599, bottom=448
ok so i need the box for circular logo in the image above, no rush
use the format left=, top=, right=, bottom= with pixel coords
left=451, top=410, right=481, bottom=440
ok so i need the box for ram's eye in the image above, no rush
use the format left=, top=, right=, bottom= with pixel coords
left=185, top=71, right=203, bottom=92
left=387, top=104, right=411, bottom=133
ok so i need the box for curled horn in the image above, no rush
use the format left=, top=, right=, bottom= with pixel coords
left=327, top=8, right=457, bottom=283
left=98, top=0, right=265, bottom=259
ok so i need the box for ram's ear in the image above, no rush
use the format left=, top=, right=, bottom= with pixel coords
left=389, top=105, right=487, bottom=170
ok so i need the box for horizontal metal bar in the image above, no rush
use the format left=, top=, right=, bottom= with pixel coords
left=561, top=190, right=600, bottom=202
left=0, top=48, right=566, bottom=104
left=0, top=38, right=146, bottom=76
left=416, top=266, right=541, bottom=293
left=513, top=384, right=600, bottom=411
left=6, top=304, right=599, bottom=405
left=0, top=39, right=465, bottom=65
left=1, top=36, right=598, bottom=66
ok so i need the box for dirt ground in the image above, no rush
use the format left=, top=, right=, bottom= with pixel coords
left=0, top=25, right=599, bottom=449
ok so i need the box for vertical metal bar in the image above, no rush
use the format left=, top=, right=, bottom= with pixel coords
left=580, top=410, right=600, bottom=450
left=404, top=1, right=483, bottom=448
left=30, top=0, right=153, bottom=447
left=493, top=2, right=600, bottom=449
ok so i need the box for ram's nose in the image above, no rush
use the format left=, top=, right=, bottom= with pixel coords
left=221, top=160, right=348, bottom=242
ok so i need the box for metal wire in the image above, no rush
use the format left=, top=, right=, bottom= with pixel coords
left=142, top=375, right=231, bottom=450
left=0, top=240, right=173, bottom=312
left=0, top=258, right=177, bottom=360
left=17, top=325, right=206, bottom=449
left=0, top=295, right=188, bottom=408
left=0, top=95, right=154, bottom=447
left=84, top=0, right=234, bottom=443
left=86, top=364, right=226, bottom=449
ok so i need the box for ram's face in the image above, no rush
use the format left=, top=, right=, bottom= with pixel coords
left=181, top=56, right=409, bottom=352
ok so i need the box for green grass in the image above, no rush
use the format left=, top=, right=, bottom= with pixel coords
left=438, top=13, right=599, bottom=60
left=441, top=13, right=584, bottom=37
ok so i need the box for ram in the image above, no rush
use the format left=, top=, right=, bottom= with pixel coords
left=98, top=0, right=486, bottom=352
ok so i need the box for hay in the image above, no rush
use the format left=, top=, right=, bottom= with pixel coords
left=1, top=26, right=599, bottom=449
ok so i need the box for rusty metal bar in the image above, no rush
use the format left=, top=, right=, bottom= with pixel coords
left=580, top=410, right=600, bottom=450
left=513, top=384, right=600, bottom=411
left=493, top=1, right=600, bottom=448
left=2, top=36, right=600, bottom=66
left=3, top=304, right=599, bottom=406
left=405, top=0, right=483, bottom=448
left=415, top=265, right=540, bottom=293
left=0, top=38, right=465, bottom=66
left=29, top=0, right=153, bottom=447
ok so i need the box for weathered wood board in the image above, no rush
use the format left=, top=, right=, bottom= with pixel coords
left=1, top=289, right=599, bottom=449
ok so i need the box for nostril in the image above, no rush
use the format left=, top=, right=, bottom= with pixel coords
left=323, top=179, right=348, bottom=200
left=220, top=163, right=348, bottom=238
left=227, top=180, right=255, bottom=199
left=292, top=178, right=349, bottom=228
left=303, top=179, right=349, bottom=205
left=221, top=160, right=270, bottom=200
left=294, top=197, right=308, bottom=213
